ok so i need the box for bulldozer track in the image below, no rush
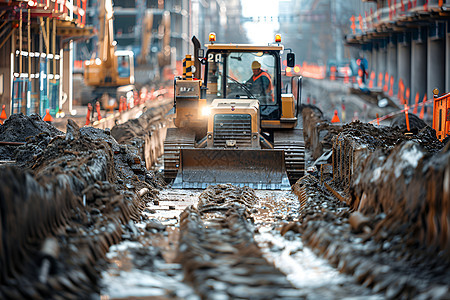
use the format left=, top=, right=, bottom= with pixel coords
left=274, top=129, right=306, bottom=184
left=163, top=128, right=195, bottom=181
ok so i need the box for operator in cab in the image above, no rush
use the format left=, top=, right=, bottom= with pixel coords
left=246, top=61, right=274, bottom=103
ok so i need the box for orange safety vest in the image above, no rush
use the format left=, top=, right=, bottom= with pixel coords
left=251, top=70, right=274, bottom=102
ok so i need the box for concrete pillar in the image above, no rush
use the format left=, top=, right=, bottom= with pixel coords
left=372, top=44, right=378, bottom=87
left=61, top=40, right=73, bottom=114
left=397, top=38, right=412, bottom=104
left=377, top=41, right=387, bottom=89
left=411, top=29, right=427, bottom=104
left=0, top=34, right=13, bottom=115
left=427, top=36, right=445, bottom=98
left=387, top=36, right=398, bottom=97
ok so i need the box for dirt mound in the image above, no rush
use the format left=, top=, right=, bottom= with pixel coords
left=390, top=113, right=428, bottom=131
left=0, top=113, right=64, bottom=161
left=0, top=113, right=63, bottom=142
left=0, top=115, right=163, bottom=298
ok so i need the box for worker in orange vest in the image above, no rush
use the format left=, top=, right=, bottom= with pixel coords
left=246, top=61, right=274, bottom=103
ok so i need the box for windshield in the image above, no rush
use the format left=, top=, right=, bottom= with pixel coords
left=205, top=51, right=277, bottom=105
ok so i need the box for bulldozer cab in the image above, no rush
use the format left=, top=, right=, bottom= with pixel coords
left=203, top=45, right=283, bottom=121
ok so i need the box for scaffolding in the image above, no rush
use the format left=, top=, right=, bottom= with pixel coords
left=0, top=0, right=91, bottom=118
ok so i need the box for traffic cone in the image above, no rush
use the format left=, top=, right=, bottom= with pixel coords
left=0, top=105, right=7, bottom=125
left=96, top=101, right=102, bottom=121
left=331, top=110, right=340, bottom=123
left=368, top=71, right=375, bottom=88
left=344, top=73, right=349, bottom=84
left=383, top=72, right=389, bottom=92
left=413, top=92, right=419, bottom=114
left=85, top=103, right=93, bottom=126
left=419, top=94, right=426, bottom=119
left=378, top=72, right=383, bottom=88
left=388, top=76, right=394, bottom=97
left=405, top=88, right=410, bottom=106
left=43, top=109, right=54, bottom=122
left=376, top=113, right=380, bottom=125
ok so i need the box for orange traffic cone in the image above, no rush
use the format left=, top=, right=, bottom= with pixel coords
left=43, top=109, right=54, bottom=122
left=331, top=110, right=340, bottom=123
left=85, top=103, right=93, bottom=126
left=0, top=105, right=7, bottom=125
left=413, top=92, right=419, bottom=114
left=96, top=101, right=102, bottom=121
left=419, top=94, right=426, bottom=120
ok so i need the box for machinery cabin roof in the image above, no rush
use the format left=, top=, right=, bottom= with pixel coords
left=205, top=44, right=284, bottom=51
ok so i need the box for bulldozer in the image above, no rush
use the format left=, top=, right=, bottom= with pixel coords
left=164, top=33, right=304, bottom=190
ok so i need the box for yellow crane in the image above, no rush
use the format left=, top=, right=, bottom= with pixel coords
left=84, top=0, right=135, bottom=105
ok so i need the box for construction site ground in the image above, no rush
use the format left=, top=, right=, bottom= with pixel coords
left=0, top=78, right=449, bottom=299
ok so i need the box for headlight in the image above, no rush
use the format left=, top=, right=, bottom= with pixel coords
left=201, top=106, right=211, bottom=116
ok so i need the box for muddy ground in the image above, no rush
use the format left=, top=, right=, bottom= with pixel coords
left=0, top=89, right=449, bottom=299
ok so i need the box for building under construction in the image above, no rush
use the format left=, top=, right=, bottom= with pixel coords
left=0, top=0, right=92, bottom=119
left=346, top=0, right=450, bottom=104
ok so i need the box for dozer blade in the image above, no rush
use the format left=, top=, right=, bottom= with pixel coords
left=172, top=148, right=291, bottom=190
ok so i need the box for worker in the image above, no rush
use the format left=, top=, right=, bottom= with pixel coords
left=246, top=61, right=274, bottom=103
left=357, top=52, right=368, bottom=84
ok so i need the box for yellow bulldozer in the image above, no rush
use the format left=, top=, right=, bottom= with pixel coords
left=164, top=33, right=304, bottom=190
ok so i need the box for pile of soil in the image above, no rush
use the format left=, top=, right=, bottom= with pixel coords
left=111, top=99, right=172, bottom=169
left=0, top=115, right=164, bottom=298
left=0, top=113, right=63, bottom=161
left=291, top=175, right=450, bottom=299
left=302, top=105, right=342, bottom=160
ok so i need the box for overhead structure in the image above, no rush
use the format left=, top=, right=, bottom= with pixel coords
left=346, top=0, right=450, bottom=107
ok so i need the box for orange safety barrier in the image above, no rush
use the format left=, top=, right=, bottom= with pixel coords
left=378, top=72, right=383, bottom=88
left=370, top=94, right=433, bottom=124
left=432, top=92, right=450, bottom=141
left=43, top=109, right=54, bottom=122
left=331, top=110, right=340, bottom=123
left=0, top=105, right=7, bottom=125
left=301, top=62, right=326, bottom=79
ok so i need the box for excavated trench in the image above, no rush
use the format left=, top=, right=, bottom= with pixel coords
left=0, top=93, right=449, bottom=299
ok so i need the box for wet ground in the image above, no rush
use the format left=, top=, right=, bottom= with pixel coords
left=100, top=187, right=382, bottom=299
left=1, top=85, right=449, bottom=299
